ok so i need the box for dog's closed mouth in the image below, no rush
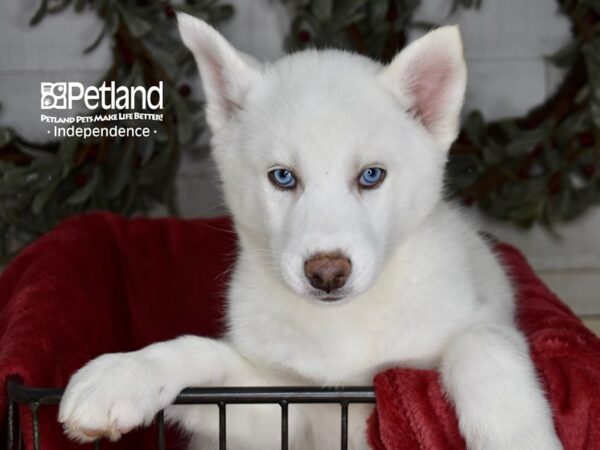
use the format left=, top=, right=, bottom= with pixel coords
left=319, top=295, right=345, bottom=302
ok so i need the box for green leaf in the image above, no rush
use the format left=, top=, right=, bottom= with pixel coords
left=583, top=37, right=600, bottom=127
left=18, top=145, right=55, bottom=162
left=410, top=21, right=441, bottom=31
left=172, top=94, right=193, bottom=145
left=336, top=0, right=367, bottom=15
left=446, top=154, right=481, bottom=188
left=3, top=166, right=41, bottom=188
left=574, top=85, right=590, bottom=105
left=481, top=142, right=504, bottom=164
left=47, top=0, right=73, bottom=14
left=31, top=172, right=62, bottom=215
left=547, top=39, right=579, bottom=68
left=107, top=144, right=134, bottom=198
left=463, top=110, right=486, bottom=144
left=66, top=167, right=100, bottom=205
left=451, top=0, right=481, bottom=12
left=584, top=0, right=600, bottom=15
left=0, top=127, right=14, bottom=147
left=152, top=46, right=178, bottom=69
left=173, top=46, right=192, bottom=65
left=555, top=110, right=590, bottom=139
left=496, top=119, right=522, bottom=140
left=504, top=126, right=546, bottom=157
left=116, top=4, right=152, bottom=38
left=30, top=0, right=49, bottom=25
left=311, top=0, right=333, bottom=21
left=120, top=181, right=138, bottom=215
left=209, top=4, right=235, bottom=24
left=58, top=138, right=79, bottom=176
left=368, top=0, right=389, bottom=26
left=83, top=24, right=107, bottom=53
left=92, top=0, right=107, bottom=9
left=542, top=142, right=561, bottom=170
left=74, top=0, right=88, bottom=12
left=108, top=9, right=120, bottom=35
left=507, top=201, right=541, bottom=226
left=138, top=144, right=171, bottom=185
left=138, top=137, right=155, bottom=165
left=549, top=184, right=571, bottom=219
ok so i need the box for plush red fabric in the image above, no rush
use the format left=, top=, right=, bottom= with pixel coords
left=0, top=212, right=237, bottom=449
left=0, top=212, right=598, bottom=449
left=367, top=243, right=600, bottom=450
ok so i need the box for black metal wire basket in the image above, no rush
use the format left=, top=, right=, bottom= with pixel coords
left=6, top=379, right=375, bottom=450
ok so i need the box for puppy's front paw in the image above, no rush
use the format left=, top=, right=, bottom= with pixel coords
left=59, top=352, right=177, bottom=442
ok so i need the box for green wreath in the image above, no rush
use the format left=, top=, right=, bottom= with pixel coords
left=0, top=0, right=598, bottom=262
left=283, top=0, right=600, bottom=227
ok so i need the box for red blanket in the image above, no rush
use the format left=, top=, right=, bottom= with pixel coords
left=0, top=212, right=598, bottom=449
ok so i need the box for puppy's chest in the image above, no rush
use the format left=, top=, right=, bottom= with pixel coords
left=230, top=298, right=467, bottom=384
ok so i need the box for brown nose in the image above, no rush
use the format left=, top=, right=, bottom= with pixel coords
left=304, top=253, right=352, bottom=293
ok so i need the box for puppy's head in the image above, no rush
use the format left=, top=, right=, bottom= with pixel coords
left=178, top=14, right=466, bottom=304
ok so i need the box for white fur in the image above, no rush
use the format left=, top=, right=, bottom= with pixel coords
left=59, top=14, right=562, bottom=450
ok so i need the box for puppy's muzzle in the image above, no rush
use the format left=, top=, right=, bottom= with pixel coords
left=304, top=252, right=352, bottom=294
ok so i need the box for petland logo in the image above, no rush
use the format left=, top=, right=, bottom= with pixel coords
left=40, top=81, right=163, bottom=110
left=40, top=81, right=164, bottom=138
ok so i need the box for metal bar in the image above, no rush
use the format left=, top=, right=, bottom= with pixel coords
left=340, top=403, right=348, bottom=450
left=17, top=417, right=22, bottom=450
left=7, top=400, right=14, bottom=450
left=280, top=401, right=288, bottom=450
left=157, top=410, right=165, bottom=450
left=6, top=380, right=375, bottom=406
left=31, top=403, right=40, bottom=450
left=173, top=387, right=376, bottom=405
left=218, top=402, right=226, bottom=450
left=7, top=382, right=62, bottom=405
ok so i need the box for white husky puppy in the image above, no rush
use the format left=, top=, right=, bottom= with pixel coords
left=59, top=13, right=562, bottom=450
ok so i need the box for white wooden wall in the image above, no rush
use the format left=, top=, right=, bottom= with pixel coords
left=1, top=0, right=599, bottom=326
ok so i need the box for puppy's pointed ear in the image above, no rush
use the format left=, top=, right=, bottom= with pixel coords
left=378, top=26, right=466, bottom=150
left=177, top=13, right=260, bottom=131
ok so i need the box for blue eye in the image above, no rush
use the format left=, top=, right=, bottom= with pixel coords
left=358, top=167, right=386, bottom=188
left=268, top=168, right=297, bottom=189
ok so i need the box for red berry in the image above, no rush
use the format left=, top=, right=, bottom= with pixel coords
left=531, top=145, right=543, bottom=157
left=525, top=116, right=541, bottom=129
left=582, top=164, right=597, bottom=178
left=386, top=8, right=398, bottom=22
left=178, top=84, right=191, bottom=98
left=547, top=172, right=562, bottom=195
left=455, top=132, right=470, bottom=145
left=87, top=145, right=99, bottom=160
left=461, top=196, right=474, bottom=207
left=579, top=133, right=594, bottom=147
left=120, top=47, right=135, bottom=65
left=298, top=30, right=311, bottom=43
left=517, top=168, right=530, bottom=180
left=164, top=5, right=175, bottom=19
left=74, top=173, right=87, bottom=187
